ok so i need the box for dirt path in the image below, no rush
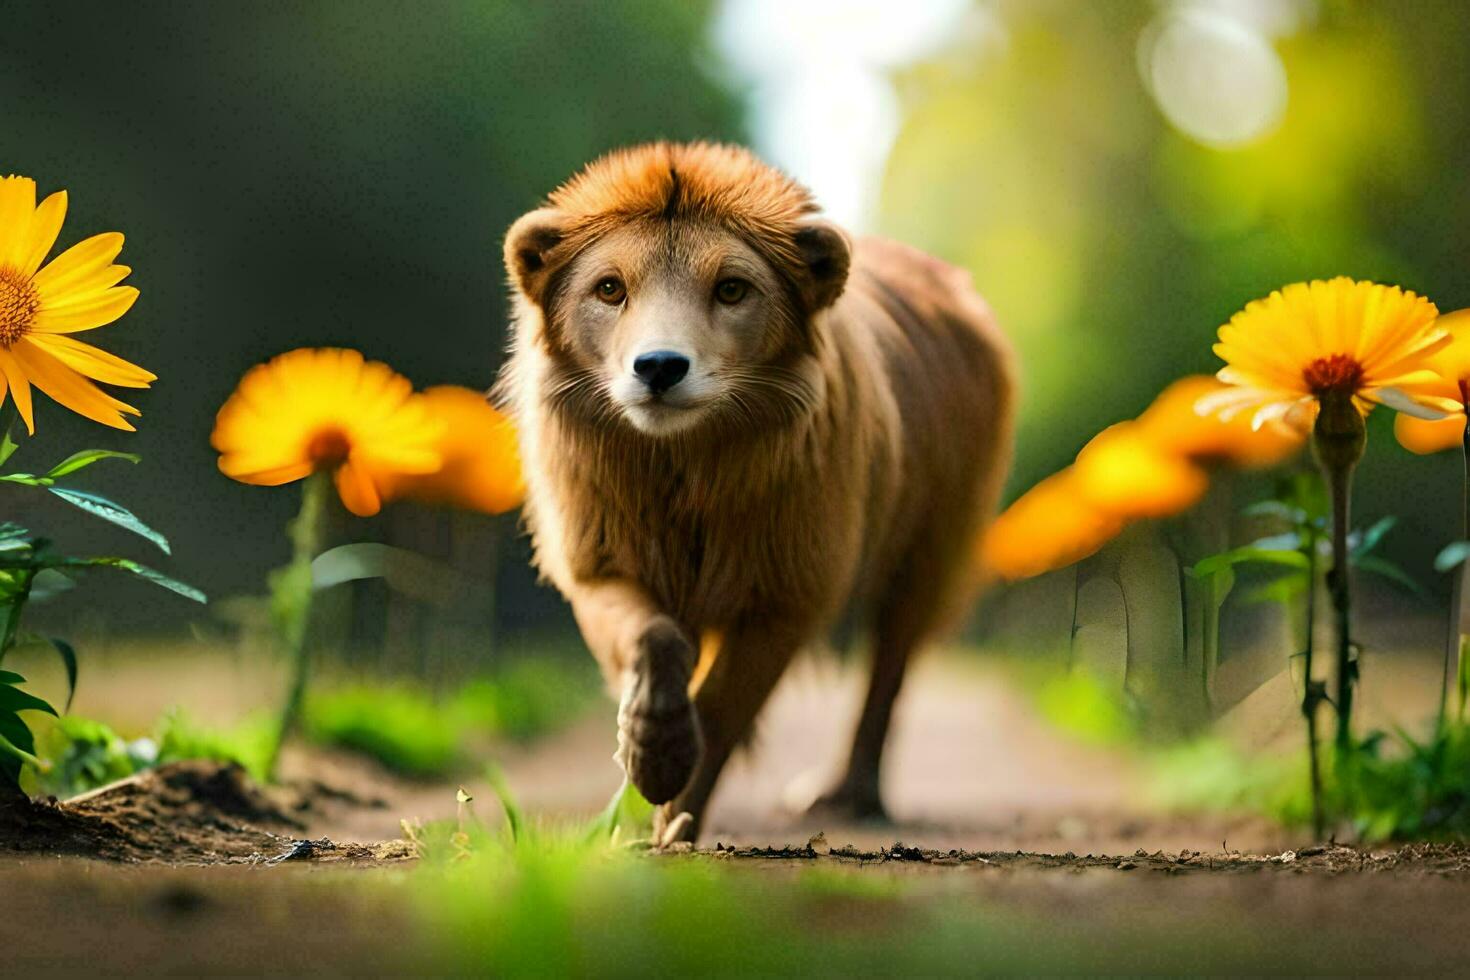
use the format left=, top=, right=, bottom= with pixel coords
left=280, top=653, right=1296, bottom=855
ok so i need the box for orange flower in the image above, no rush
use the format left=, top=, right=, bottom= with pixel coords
left=1394, top=308, right=1470, bottom=455
left=983, top=469, right=1125, bottom=580
left=1202, top=277, right=1454, bottom=429
left=212, top=349, right=444, bottom=517
left=1074, top=422, right=1209, bottom=519
left=373, top=385, right=524, bottom=514
left=0, top=175, right=153, bottom=432
left=1138, top=375, right=1304, bottom=467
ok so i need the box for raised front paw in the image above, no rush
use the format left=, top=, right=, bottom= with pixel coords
left=615, top=618, right=702, bottom=804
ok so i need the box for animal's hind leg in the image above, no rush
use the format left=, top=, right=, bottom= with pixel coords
left=814, top=553, right=961, bottom=822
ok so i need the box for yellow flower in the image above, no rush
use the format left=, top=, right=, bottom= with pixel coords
left=372, top=385, right=524, bottom=515
left=1394, top=308, right=1470, bottom=455
left=1201, top=277, right=1456, bottom=430
left=1074, top=422, right=1209, bottom=520
left=212, top=349, right=444, bottom=517
left=1138, top=375, right=1304, bottom=468
left=983, top=469, right=1125, bottom=581
left=0, top=175, right=152, bottom=433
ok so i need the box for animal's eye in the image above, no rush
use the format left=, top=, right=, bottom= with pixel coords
left=715, top=278, right=749, bottom=305
left=594, top=277, right=626, bottom=305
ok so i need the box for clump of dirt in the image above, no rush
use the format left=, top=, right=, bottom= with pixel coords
left=696, top=837, right=1470, bottom=875
left=0, top=761, right=411, bottom=864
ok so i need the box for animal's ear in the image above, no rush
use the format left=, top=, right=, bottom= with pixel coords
left=793, top=219, right=852, bottom=311
left=504, top=208, right=569, bottom=303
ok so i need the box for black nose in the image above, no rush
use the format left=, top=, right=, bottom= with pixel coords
left=632, top=350, right=690, bottom=395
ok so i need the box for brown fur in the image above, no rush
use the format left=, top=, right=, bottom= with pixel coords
left=497, top=142, right=1015, bottom=840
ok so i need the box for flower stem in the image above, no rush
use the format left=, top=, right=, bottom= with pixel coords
left=1440, top=418, right=1470, bottom=731
left=1300, top=526, right=1325, bottom=839
left=1312, top=392, right=1365, bottom=761
left=265, top=470, right=330, bottom=780
left=1461, top=415, right=1470, bottom=724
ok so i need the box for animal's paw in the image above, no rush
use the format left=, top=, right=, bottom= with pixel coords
left=615, top=618, right=701, bottom=804
left=804, top=779, right=890, bottom=825
left=653, top=808, right=697, bottom=849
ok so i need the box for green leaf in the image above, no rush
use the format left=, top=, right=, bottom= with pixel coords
left=1242, top=499, right=1297, bottom=521
left=1241, top=573, right=1309, bottom=606
left=1435, top=541, right=1470, bottom=574
left=311, top=542, right=467, bottom=606
left=46, top=487, right=170, bottom=554
left=0, top=473, right=49, bottom=486
left=0, top=726, right=42, bottom=779
left=44, top=449, right=141, bottom=480
left=1249, top=532, right=1302, bottom=552
left=54, top=557, right=206, bottom=603
left=1355, top=555, right=1424, bottom=597
left=484, top=761, right=523, bottom=844
left=27, top=568, right=75, bottom=602
left=46, top=638, right=77, bottom=713
left=1190, top=547, right=1310, bottom=579
left=1352, top=516, right=1398, bottom=560
left=0, top=678, right=58, bottom=718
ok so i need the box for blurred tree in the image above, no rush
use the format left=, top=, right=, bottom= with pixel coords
left=881, top=0, right=1470, bottom=607
left=0, top=0, right=744, bottom=636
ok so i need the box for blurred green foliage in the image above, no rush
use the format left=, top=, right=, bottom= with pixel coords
left=302, top=659, right=599, bottom=777
left=880, top=1, right=1470, bottom=585
left=154, top=709, right=279, bottom=784
left=1152, top=721, right=1470, bottom=842
left=305, top=683, right=463, bottom=778
left=33, top=707, right=279, bottom=795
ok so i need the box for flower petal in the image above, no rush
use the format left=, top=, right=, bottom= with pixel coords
left=30, top=286, right=139, bottom=334
left=18, top=190, right=67, bottom=279
left=0, top=177, right=37, bottom=270
left=26, top=333, right=155, bottom=387
left=334, top=460, right=382, bottom=517
left=217, top=457, right=316, bottom=486
left=30, top=233, right=125, bottom=299
left=0, top=350, right=36, bottom=434
left=10, top=340, right=138, bottom=430
left=1395, top=411, right=1465, bottom=455
left=1368, top=386, right=1456, bottom=419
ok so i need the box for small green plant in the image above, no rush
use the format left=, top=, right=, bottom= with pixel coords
left=154, top=709, right=277, bottom=783
left=34, top=715, right=153, bottom=798
left=1189, top=471, right=1418, bottom=835
left=0, top=414, right=203, bottom=794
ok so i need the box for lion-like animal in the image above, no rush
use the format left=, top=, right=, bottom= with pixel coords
left=497, top=142, right=1014, bottom=842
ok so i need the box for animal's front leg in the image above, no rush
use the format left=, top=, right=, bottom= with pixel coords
left=567, top=579, right=701, bottom=804
left=654, top=617, right=806, bottom=844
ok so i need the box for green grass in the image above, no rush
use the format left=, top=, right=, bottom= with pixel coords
left=391, top=778, right=1390, bottom=977
left=1149, top=720, right=1470, bottom=841
left=301, top=659, right=599, bottom=778
left=303, top=682, right=462, bottom=777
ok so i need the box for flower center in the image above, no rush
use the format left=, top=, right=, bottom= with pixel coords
left=1302, top=354, right=1364, bottom=396
left=0, top=267, right=40, bottom=349
left=307, top=427, right=352, bottom=467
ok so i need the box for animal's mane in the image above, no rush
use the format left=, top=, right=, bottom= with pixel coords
left=545, top=142, right=818, bottom=270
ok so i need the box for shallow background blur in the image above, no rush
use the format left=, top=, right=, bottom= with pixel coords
left=4, top=0, right=1469, bottom=682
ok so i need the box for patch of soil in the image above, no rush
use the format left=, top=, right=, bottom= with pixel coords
left=690, top=835, right=1470, bottom=875
left=0, top=761, right=412, bottom=864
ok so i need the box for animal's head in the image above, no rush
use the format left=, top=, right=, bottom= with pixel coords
left=504, top=142, right=849, bottom=438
